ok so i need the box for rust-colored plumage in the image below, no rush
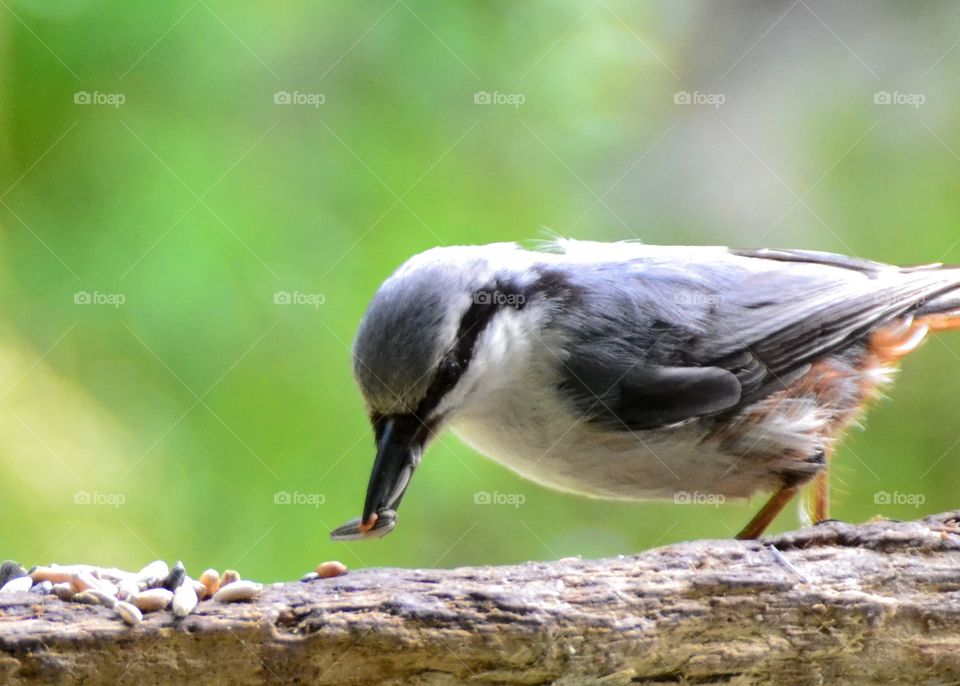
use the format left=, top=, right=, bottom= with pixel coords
left=738, top=311, right=960, bottom=539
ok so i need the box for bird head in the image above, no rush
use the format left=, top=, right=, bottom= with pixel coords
left=350, top=244, right=532, bottom=527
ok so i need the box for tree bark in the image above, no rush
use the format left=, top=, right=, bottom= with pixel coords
left=2, top=511, right=960, bottom=685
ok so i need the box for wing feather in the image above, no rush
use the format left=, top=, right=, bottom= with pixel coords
left=546, top=246, right=960, bottom=430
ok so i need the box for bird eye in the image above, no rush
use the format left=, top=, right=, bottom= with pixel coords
left=438, top=356, right=461, bottom=387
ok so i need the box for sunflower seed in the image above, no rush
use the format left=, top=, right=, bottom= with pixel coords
left=330, top=509, right=397, bottom=541
left=0, top=561, right=27, bottom=588
left=300, top=572, right=319, bottom=582
left=162, top=561, right=186, bottom=591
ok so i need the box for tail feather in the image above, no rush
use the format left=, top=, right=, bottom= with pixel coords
left=919, top=311, right=960, bottom=333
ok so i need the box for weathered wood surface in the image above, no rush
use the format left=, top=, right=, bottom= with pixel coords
left=2, top=511, right=960, bottom=685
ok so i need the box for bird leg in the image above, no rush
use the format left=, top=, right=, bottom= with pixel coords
left=809, top=470, right=829, bottom=524
left=736, top=483, right=801, bottom=540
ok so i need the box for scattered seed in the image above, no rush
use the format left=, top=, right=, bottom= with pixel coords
left=213, top=580, right=262, bottom=603
left=70, top=571, right=107, bottom=594
left=198, top=569, right=219, bottom=599
left=219, top=570, right=241, bottom=588
left=71, top=590, right=98, bottom=604
left=0, top=561, right=27, bottom=588
left=115, top=601, right=143, bottom=626
left=30, top=581, right=53, bottom=595
left=73, top=590, right=104, bottom=606
left=162, top=561, right=186, bottom=592
left=95, top=579, right=119, bottom=597
left=0, top=576, right=33, bottom=593
left=130, top=588, right=173, bottom=612
left=52, top=583, right=75, bottom=601
left=315, top=561, right=348, bottom=578
left=117, top=577, right=140, bottom=600
left=29, top=566, right=72, bottom=585
left=92, top=567, right=131, bottom=583
left=136, top=560, right=169, bottom=588
left=172, top=582, right=198, bottom=618
left=90, top=589, right=120, bottom=608
left=186, top=576, right=206, bottom=600
left=300, top=572, right=319, bottom=582
left=73, top=589, right=118, bottom=609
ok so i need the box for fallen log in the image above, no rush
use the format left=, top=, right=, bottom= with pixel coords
left=2, top=511, right=960, bottom=685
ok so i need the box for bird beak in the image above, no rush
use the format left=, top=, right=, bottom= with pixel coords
left=361, top=415, right=423, bottom=528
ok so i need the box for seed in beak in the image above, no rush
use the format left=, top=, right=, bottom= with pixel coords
left=330, top=509, right=398, bottom=541
left=358, top=512, right=378, bottom=533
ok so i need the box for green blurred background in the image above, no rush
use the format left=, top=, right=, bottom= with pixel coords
left=1, top=1, right=959, bottom=581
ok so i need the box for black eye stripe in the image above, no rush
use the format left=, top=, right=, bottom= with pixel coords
left=411, top=280, right=526, bottom=420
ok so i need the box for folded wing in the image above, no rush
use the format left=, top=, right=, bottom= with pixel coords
left=550, top=246, right=960, bottom=431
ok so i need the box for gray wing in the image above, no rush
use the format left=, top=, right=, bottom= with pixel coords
left=547, top=248, right=960, bottom=431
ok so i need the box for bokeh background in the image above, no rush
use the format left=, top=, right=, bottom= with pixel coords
left=2, top=1, right=959, bottom=581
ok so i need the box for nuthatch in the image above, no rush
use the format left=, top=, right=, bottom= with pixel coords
left=330, top=240, right=960, bottom=541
